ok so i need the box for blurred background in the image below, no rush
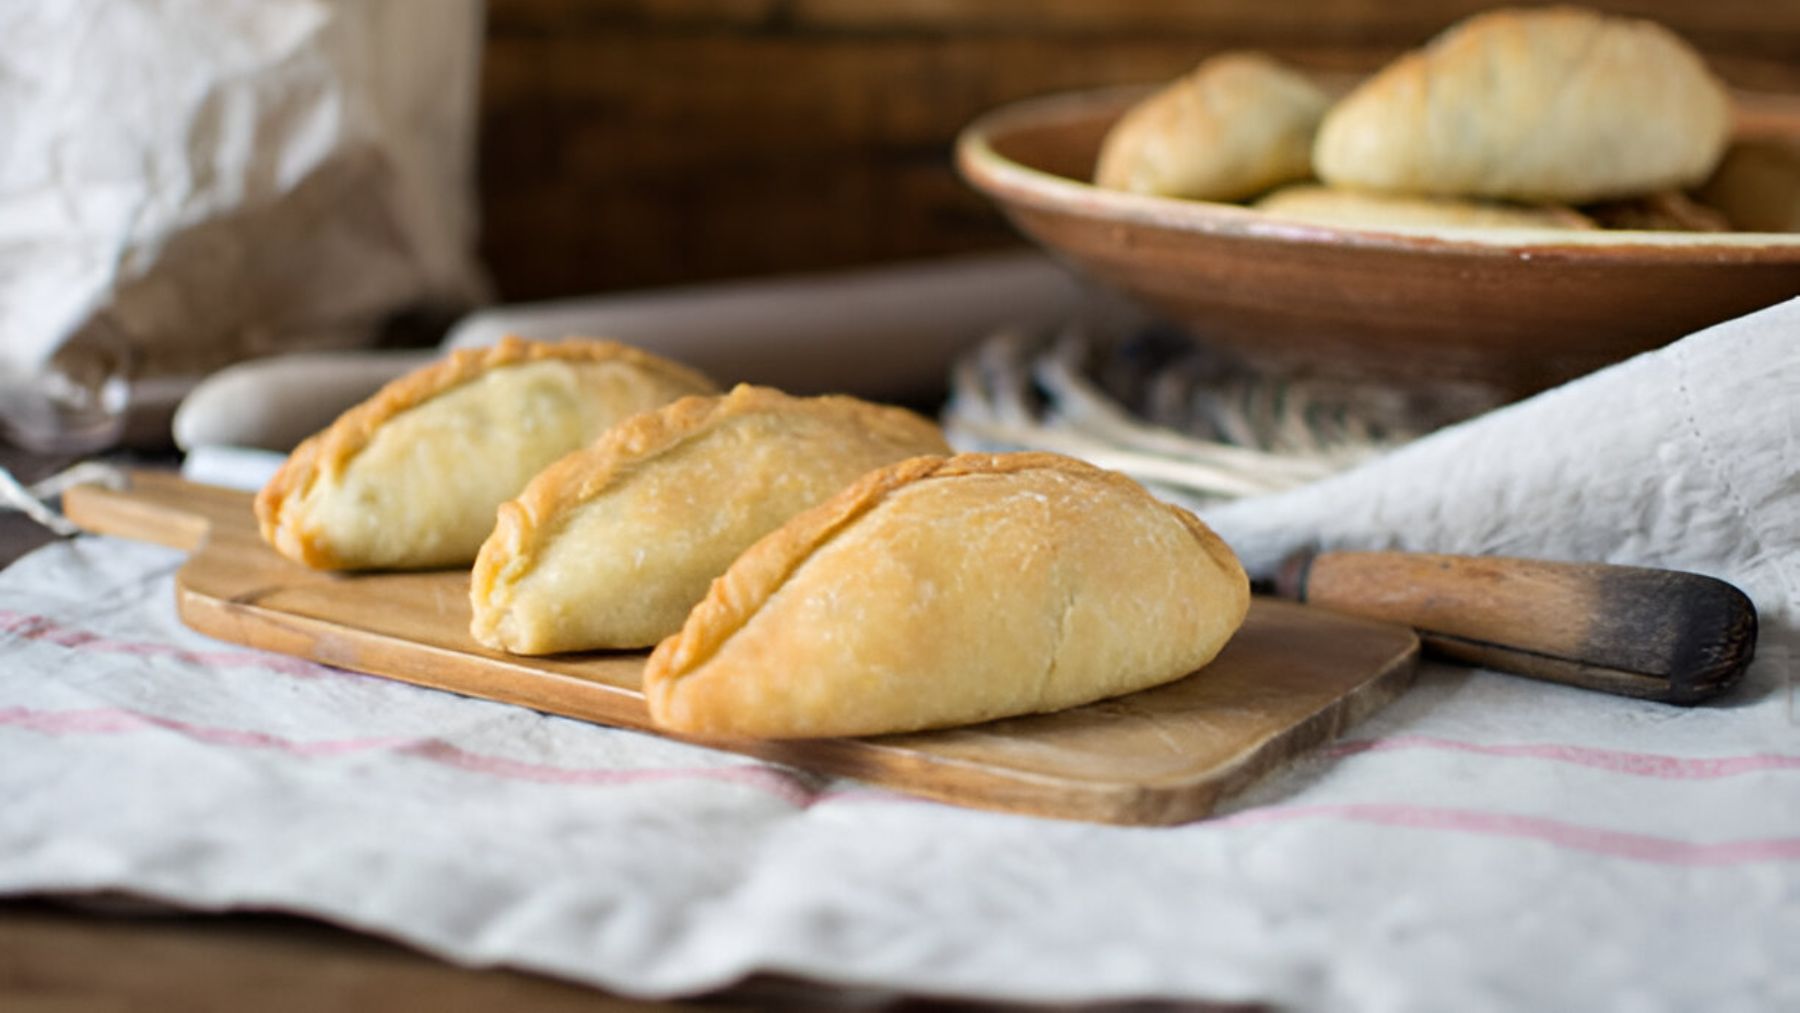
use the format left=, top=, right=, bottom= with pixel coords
left=3, top=0, right=1798, bottom=465
left=475, top=0, right=1800, bottom=301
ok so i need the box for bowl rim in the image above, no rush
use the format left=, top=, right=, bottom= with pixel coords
left=955, top=85, right=1800, bottom=260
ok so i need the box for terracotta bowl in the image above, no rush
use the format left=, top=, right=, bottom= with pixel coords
left=956, top=86, right=1800, bottom=397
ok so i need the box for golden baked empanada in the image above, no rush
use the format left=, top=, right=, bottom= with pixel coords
left=470, top=385, right=952, bottom=654
left=1094, top=52, right=1329, bottom=202
left=645, top=452, right=1250, bottom=739
left=1313, top=7, right=1731, bottom=203
left=1255, top=184, right=1596, bottom=231
left=257, top=336, right=715, bottom=571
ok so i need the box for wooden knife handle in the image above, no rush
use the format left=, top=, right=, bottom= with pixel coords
left=1276, top=551, right=1758, bottom=705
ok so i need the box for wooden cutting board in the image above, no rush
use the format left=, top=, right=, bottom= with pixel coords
left=63, top=470, right=1418, bottom=826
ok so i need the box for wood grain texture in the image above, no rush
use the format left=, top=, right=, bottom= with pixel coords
left=476, top=0, right=1800, bottom=302
left=782, top=1, right=1793, bottom=45
left=63, top=471, right=1418, bottom=826
left=0, top=900, right=708, bottom=1013
left=1291, top=551, right=1758, bottom=704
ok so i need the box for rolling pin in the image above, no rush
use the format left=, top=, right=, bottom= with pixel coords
left=1270, top=551, right=1758, bottom=705
left=173, top=251, right=1086, bottom=452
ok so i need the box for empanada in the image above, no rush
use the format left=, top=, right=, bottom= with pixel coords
left=1094, top=52, right=1329, bottom=202
left=645, top=452, right=1250, bottom=739
left=1313, top=7, right=1731, bottom=203
left=470, top=384, right=951, bottom=653
left=1255, top=184, right=1596, bottom=231
left=257, top=336, right=715, bottom=570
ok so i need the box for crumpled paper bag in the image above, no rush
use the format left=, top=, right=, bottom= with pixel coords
left=0, top=0, right=487, bottom=443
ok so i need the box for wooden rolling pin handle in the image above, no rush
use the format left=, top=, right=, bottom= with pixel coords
left=1275, top=551, right=1758, bottom=705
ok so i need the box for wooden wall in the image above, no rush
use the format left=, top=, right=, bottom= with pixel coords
left=477, top=0, right=1800, bottom=302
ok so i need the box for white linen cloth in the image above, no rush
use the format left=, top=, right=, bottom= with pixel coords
left=3, top=300, right=1799, bottom=1010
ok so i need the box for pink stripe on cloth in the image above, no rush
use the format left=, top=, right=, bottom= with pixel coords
left=0, top=706, right=411, bottom=755
left=397, top=740, right=820, bottom=806
left=1326, top=735, right=1800, bottom=779
left=1219, top=802, right=1800, bottom=865
left=0, top=610, right=348, bottom=681
left=0, top=706, right=819, bottom=805
left=0, top=706, right=149, bottom=735
left=13, top=707, right=1793, bottom=863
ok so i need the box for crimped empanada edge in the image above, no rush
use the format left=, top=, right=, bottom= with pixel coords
left=254, top=335, right=715, bottom=569
left=643, top=451, right=1248, bottom=697
left=469, top=384, right=950, bottom=650
left=559, top=383, right=947, bottom=508
left=473, top=389, right=738, bottom=605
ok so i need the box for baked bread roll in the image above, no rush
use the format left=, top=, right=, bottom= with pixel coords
left=645, top=452, right=1250, bottom=739
left=1095, top=52, right=1329, bottom=202
left=1256, top=184, right=1596, bottom=231
left=1313, top=6, right=1732, bottom=203
left=257, top=336, right=715, bottom=571
left=1696, top=141, right=1800, bottom=233
left=1581, top=190, right=1731, bottom=232
left=470, top=385, right=952, bottom=654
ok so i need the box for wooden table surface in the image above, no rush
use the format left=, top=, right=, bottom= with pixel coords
left=0, top=449, right=1247, bottom=1011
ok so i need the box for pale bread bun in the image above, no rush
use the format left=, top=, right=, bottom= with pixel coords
left=1095, top=52, right=1329, bottom=202
left=1256, top=184, right=1596, bottom=231
left=1696, top=141, right=1800, bottom=233
left=1313, top=6, right=1731, bottom=203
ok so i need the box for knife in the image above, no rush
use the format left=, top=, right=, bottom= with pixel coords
left=1265, top=550, right=1757, bottom=705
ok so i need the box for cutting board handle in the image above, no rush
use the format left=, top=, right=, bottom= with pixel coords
left=62, top=470, right=245, bottom=552
left=47, top=470, right=1423, bottom=826
left=63, top=474, right=1757, bottom=706
left=1278, top=551, right=1758, bottom=705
